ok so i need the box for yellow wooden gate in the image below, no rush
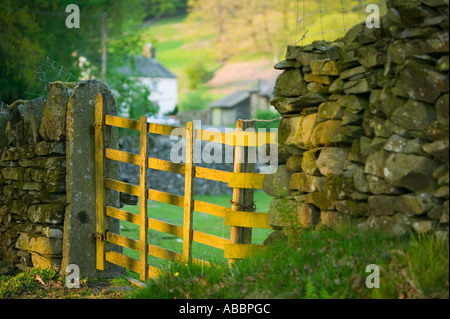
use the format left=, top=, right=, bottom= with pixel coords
left=94, top=93, right=277, bottom=281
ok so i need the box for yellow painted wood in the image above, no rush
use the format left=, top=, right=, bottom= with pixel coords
left=228, top=173, right=265, bottom=189
left=139, top=116, right=149, bottom=281
left=193, top=200, right=227, bottom=218
left=148, top=189, right=184, bottom=207
left=106, top=251, right=140, bottom=274
left=148, top=243, right=185, bottom=263
left=148, top=217, right=183, bottom=238
left=224, top=244, right=266, bottom=259
left=195, top=166, right=231, bottom=184
left=196, top=130, right=225, bottom=144
left=225, top=211, right=271, bottom=229
left=148, top=157, right=185, bottom=175
left=193, top=230, right=230, bottom=250
left=196, top=130, right=277, bottom=147
left=147, top=264, right=165, bottom=279
left=229, top=120, right=256, bottom=265
left=105, top=115, right=140, bottom=131
left=148, top=122, right=185, bottom=137
left=106, top=206, right=139, bottom=224
left=94, top=93, right=105, bottom=271
left=183, top=122, right=195, bottom=262
left=105, top=148, right=140, bottom=166
left=107, top=232, right=139, bottom=251
left=105, top=178, right=140, bottom=196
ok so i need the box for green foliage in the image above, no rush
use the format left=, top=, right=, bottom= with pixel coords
left=125, top=229, right=449, bottom=299
left=371, top=233, right=449, bottom=299
left=179, top=87, right=214, bottom=111
left=185, top=60, right=215, bottom=89
left=0, top=267, right=57, bottom=298
left=0, top=0, right=146, bottom=104
left=143, top=0, right=187, bottom=19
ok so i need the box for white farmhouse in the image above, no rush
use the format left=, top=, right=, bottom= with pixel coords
left=118, top=44, right=178, bottom=115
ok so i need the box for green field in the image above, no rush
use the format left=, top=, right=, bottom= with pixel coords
left=120, top=191, right=273, bottom=272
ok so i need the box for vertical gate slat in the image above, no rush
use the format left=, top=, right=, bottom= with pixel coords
left=139, top=116, right=149, bottom=281
left=183, top=122, right=195, bottom=262
left=229, top=120, right=256, bottom=265
left=95, top=93, right=105, bottom=271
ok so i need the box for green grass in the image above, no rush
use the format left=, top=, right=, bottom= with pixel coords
left=120, top=191, right=273, bottom=273
left=127, top=228, right=449, bottom=299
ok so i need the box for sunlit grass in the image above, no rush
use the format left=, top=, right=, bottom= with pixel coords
left=127, top=228, right=449, bottom=299
left=120, top=191, right=273, bottom=274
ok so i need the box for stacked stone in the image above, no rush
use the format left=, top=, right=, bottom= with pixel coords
left=0, top=82, right=74, bottom=274
left=265, top=0, right=449, bottom=237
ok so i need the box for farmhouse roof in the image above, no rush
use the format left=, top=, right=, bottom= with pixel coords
left=118, top=56, right=176, bottom=79
left=209, top=90, right=250, bottom=108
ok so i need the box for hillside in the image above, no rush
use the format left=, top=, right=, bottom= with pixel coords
left=132, top=1, right=385, bottom=112
left=135, top=15, right=281, bottom=111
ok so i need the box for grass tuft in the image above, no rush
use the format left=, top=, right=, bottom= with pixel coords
left=126, top=227, right=449, bottom=299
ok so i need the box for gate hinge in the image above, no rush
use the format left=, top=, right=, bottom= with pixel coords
left=95, top=232, right=104, bottom=242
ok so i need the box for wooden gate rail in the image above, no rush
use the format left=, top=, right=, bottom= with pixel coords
left=95, top=93, right=277, bottom=281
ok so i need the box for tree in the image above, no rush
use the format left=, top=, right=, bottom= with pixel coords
left=186, top=0, right=297, bottom=62
left=143, top=0, right=188, bottom=19
left=0, top=0, right=146, bottom=104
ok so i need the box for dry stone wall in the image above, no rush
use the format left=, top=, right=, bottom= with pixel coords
left=265, top=0, right=449, bottom=237
left=0, top=80, right=122, bottom=277
left=0, top=85, right=71, bottom=274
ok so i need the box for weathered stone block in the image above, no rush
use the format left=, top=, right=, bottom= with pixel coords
left=298, top=203, right=320, bottom=228
left=262, top=165, right=292, bottom=198
left=367, top=175, right=404, bottom=195
left=390, top=99, right=436, bottom=131
left=30, top=252, right=62, bottom=270
left=353, top=166, right=370, bottom=193
left=335, top=200, right=368, bottom=216
left=271, top=94, right=328, bottom=114
left=1, top=167, right=25, bottom=180
left=15, top=233, right=62, bottom=255
left=435, top=94, right=449, bottom=121
left=343, top=78, right=370, bottom=94
left=316, top=147, right=349, bottom=176
left=310, top=60, right=340, bottom=76
left=323, top=175, right=356, bottom=200
left=304, top=192, right=336, bottom=211
left=301, top=149, right=320, bottom=175
left=28, top=203, right=65, bottom=224
left=279, top=114, right=317, bottom=149
left=320, top=211, right=352, bottom=229
left=268, top=198, right=299, bottom=229
left=366, top=214, right=410, bottom=236
left=285, top=155, right=303, bottom=172
left=63, top=80, right=122, bottom=278
left=383, top=153, right=440, bottom=192
left=411, top=220, right=434, bottom=234
left=422, top=140, right=449, bottom=162
left=40, top=82, right=76, bottom=141
left=289, top=172, right=326, bottom=193
left=311, top=120, right=351, bottom=147
left=317, top=101, right=343, bottom=120
left=364, top=149, right=389, bottom=178
left=368, top=195, right=398, bottom=216
left=35, top=141, right=66, bottom=156
left=395, top=193, right=437, bottom=216
left=274, top=69, right=308, bottom=97
left=392, top=59, right=449, bottom=103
